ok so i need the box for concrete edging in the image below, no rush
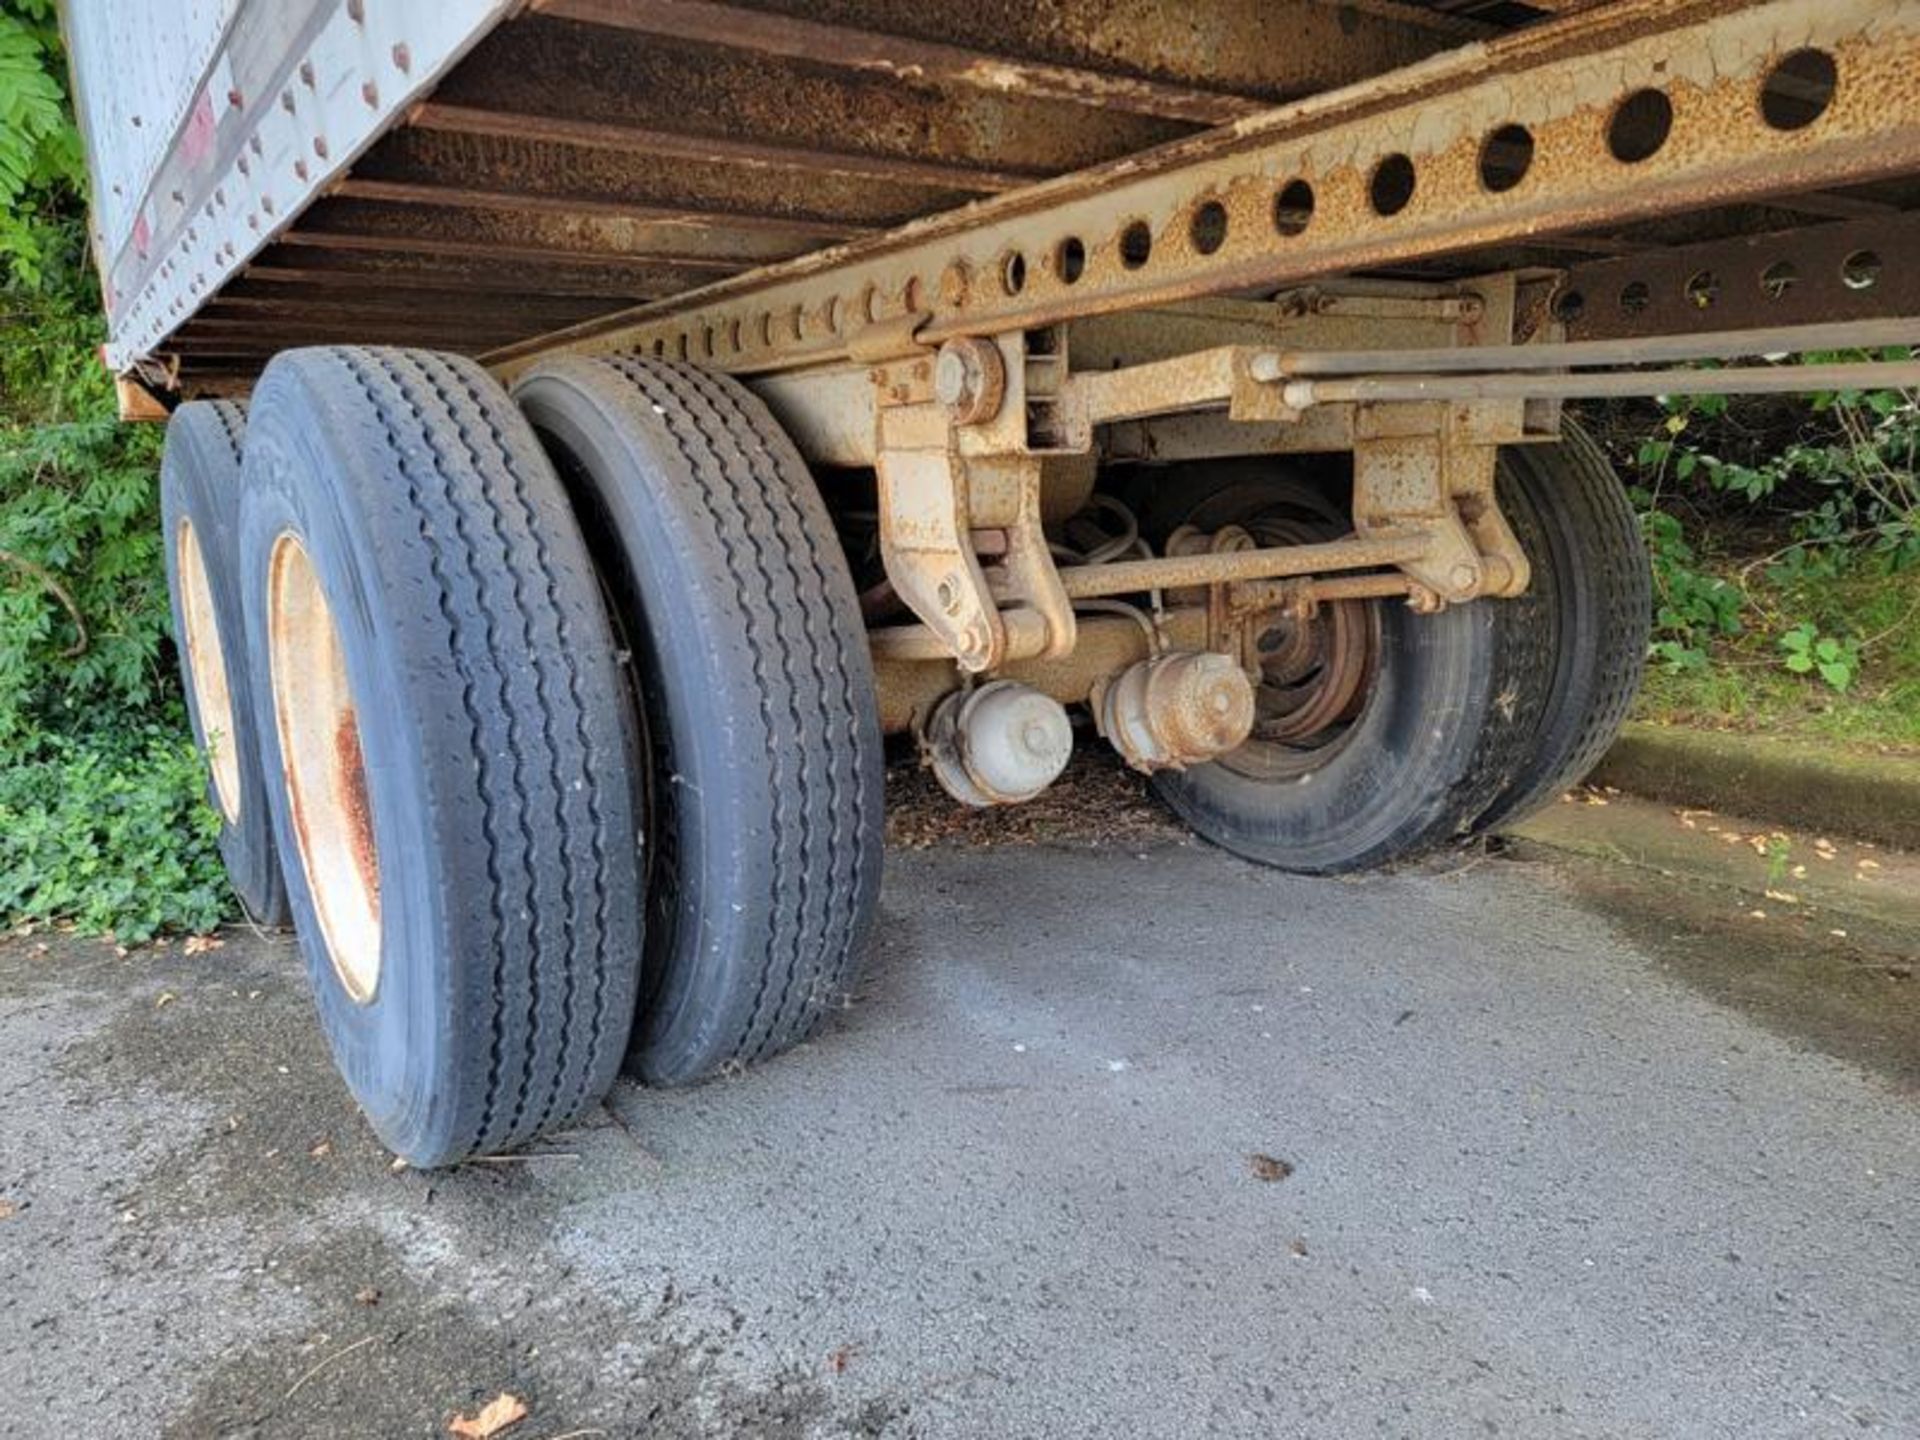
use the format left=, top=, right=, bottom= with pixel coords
left=1587, top=721, right=1920, bottom=852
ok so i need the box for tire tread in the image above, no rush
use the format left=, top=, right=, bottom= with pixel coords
left=325, top=347, right=628, bottom=1158
left=597, top=356, right=875, bottom=1072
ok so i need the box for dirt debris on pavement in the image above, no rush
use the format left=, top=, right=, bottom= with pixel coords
left=884, top=738, right=1185, bottom=851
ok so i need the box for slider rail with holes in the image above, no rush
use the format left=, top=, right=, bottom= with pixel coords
left=485, top=0, right=1920, bottom=383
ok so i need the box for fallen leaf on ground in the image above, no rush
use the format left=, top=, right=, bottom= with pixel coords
left=1249, top=1153, right=1294, bottom=1183
left=826, top=1344, right=857, bottom=1374
left=0, top=1199, right=17, bottom=1220
left=1857, top=859, right=1882, bottom=871
left=183, top=934, right=224, bottom=955
left=155, top=992, right=176, bottom=1008
left=449, top=1393, right=528, bottom=1438
left=355, top=1286, right=380, bottom=1306
left=309, top=1140, right=332, bottom=1160
left=1763, top=890, right=1799, bottom=905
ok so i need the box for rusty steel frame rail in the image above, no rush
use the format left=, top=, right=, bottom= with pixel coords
left=487, top=0, right=1920, bottom=381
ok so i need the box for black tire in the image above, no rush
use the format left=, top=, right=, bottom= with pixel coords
left=159, top=400, right=290, bottom=926
left=237, top=347, right=643, bottom=1167
left=1473, top=421, right=1652, bottom=832
left=1147, top=463, right=1548, bottom=874
left=513, top=355, right=884, bottom=1086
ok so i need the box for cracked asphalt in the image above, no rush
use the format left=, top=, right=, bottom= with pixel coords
left=3, top=818, right=1917, bottom=1438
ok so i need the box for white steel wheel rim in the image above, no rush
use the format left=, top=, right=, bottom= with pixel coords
left=176, top=519, right=242, bottom=823
left=268, top=533, right=383, bottom=1003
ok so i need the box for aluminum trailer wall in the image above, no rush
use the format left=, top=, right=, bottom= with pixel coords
left=63, top=0, right=513, bottom=372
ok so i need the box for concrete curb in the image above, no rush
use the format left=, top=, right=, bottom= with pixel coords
left=1588, top=721, right=1920, bottom=852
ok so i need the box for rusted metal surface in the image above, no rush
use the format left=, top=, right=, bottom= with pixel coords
left=533, top=0, right=1264, bottom=125
left=871, top=343, right=1075, bottom=673
left=330, top=176, right=873, bottom=240
left=1055, top=531, right=1433, bottom=600
left=487, top=0, right=1920, bottom=379
left=872, top=609, right=1209, bottom=734
left=288, top=197, right=813, bottom=268
left=1353, top=402, right=1529, bottom=603
left=1091, top=650, right=1256, bottom=773
left=1277, top=315, right=1920, bottom=375
left=1556, top=211, right=1920, bottom=341
left=531, top=0, right=1481, bottom=118
left=1245, top=591, right=1379, bottom=745
left=104, top=0, right=1920, bottom=398
left=267, top=533, right=382, bottom=1005
left=175, top=518, right=242, bottom=820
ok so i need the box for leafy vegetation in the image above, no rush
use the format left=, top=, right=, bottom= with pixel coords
left=0, top=722, right=228, bottom=942
left=1611, top=365, right=1920, bottom=752
left=1, top=2, right=232, bottom=940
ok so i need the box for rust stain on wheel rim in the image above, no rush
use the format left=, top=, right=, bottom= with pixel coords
left=267, top=532, right=382, bottom=1004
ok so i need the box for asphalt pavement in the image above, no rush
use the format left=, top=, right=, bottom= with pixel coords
left=3, top=813, right=1917, bottom=1438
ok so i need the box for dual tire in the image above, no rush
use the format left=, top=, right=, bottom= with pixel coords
left=163, top=347, right=882, bottom=1166
left=1150, top=424, right=1650, bottom=872
left=236, top=349, right=645, bottom=1165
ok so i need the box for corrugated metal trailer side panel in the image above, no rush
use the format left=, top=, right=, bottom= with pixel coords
left=62, top=0, right=514, bottom=370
